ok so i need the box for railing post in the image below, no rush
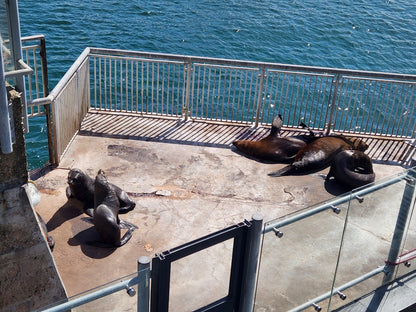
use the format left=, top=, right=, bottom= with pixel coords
left=240, top=214, right=263, bottom=312
left=383, top=163, right=416, bottom=284
left=325, top=74, right=340, bottom=136
left=38, top=36, right=55, bottom=165
left=254, top=67, right=265, bottom=128
left=137, top=256, right=151, bottom=312
left=182, top=60, right=192, bottom=122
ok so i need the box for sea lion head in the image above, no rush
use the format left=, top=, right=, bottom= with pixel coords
left=350, top=137, right=369, bottom=151
left=95, top=169, right=108, bottom=186
left=68, top=168, right=88, bottom=186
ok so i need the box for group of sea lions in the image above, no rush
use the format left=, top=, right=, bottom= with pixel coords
left=233, top=114, right=375, bottom=189
left=66, top=168, right=138, bottom=248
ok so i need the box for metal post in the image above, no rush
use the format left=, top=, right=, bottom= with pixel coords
left=383, top=166, right=416, bottom=283
left=182, top=59, right=192, bottom=122
left=254, top=67, right=265, bottom=128
left=0, top=39, right=13, bottom=154
left=7, top=0, right=28, bottom=134
left=38, top=36, right=55, bottom=165
left=325, top=74, right=340, bottom=136
left=240, top=214, right=263, bottom=312
left=138, top=256, right=151, bottom=312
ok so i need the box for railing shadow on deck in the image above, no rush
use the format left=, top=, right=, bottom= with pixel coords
left=78, top=110, right=416, bottom=167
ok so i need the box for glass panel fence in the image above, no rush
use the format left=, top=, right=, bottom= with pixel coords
left=328, top=168, right=416, bottom=311
left=168, top=239, right=234, bottom=312
left=255, top=167, right=414, bottom=312
left=33, top=271, right=140, bottom=312
left=255, top=198, right=351, bottom=311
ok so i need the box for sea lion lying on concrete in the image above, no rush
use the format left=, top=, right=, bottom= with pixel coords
left=232, top=115, right=318, bottom=163
left=326, top=150, right=375, bottom=190
left=66, top=168, right=135, bottom=217
left=269, top=135, right=369, bottom=176
left=92, top=170, right=138, bottom=247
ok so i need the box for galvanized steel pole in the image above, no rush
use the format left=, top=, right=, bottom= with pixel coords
left=240, top=214, right=263, bottom=312
left=0, top=40, right=13, bottom=154
left=137, top=256, right=151, bottom=312
left=383, top=165, right=416, bottom=284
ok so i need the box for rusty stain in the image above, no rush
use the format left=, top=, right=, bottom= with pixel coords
left=40, top=188, right=60, bottom=195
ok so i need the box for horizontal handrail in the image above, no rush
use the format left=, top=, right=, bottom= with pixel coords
left=21, top=34, right=46, bottom=42
left=89, top=47, right=416, bottom=81
left=289, top=266, right=386, bottom=312
left=4, top=58, right=33, bottom=78
left=36, top=275, right=138, bottom=312
left=263, top=171, right=408, bottom=234
left=28, top=47, right=91, bottom=107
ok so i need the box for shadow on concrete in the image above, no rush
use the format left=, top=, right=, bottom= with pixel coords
left=324, top=179, right=352, bottom=197
left=46, top=200, right=84, bottom=231
left=67, top=225, right=117, bottom=259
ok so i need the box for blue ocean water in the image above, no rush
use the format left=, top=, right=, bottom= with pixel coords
left=18, top=0, right=416, bottom=169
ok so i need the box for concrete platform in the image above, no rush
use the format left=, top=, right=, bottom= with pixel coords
left=32, top=113, right=414, bottom=311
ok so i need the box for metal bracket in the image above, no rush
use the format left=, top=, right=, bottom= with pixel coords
left=272, top=227, right=283, bottom=238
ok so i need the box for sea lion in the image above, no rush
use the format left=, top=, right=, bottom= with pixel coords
left=232, top=115, right=318, bottom=163
left=269, top=135, right=369, bottom=176
left=92, top=169, right=138, bottom=247
left=326, top=150, right=375, bottom=190
left=66, top=168, right=136, bottom=217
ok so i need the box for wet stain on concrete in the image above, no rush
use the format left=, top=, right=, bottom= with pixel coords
left=107, top=144, right=159, bottom=163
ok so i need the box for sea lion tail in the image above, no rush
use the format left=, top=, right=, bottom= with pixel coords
left=268, top=165, right=294, bottom=177
left=299, top=122, right=315, bottom=137
left=270, top=114, right=283, bottom=136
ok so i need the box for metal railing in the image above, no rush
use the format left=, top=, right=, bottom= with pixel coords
left=21, top=35, right=49, bottom=117
left=26, top=46, right=416, bottom=165
left=256, top=166, right=416, bottom=311
left=87, top=47, right=416, bottom=138
left=33, top=166, right=416, bottom=312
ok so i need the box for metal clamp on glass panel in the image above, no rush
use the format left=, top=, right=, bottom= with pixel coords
left=337, top=290, right=346, bottom=300
left=312, top=303, right=322, bottom=311
left=330, top=205, right=340, bottom=214
left=126, top=286, right=136, bottom=297
left=272, top=227, right=283, bottom=238
left=355, top=195, right=364, bottom=203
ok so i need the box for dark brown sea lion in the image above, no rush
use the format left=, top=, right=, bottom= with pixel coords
left=326, top=150, right=375, bottom=190
left=232, top=115, right=318, bottom=163
left=92, top=169, right=138, bottom=247
left=269, top=135, right=369, bottom=176
left=66, top=168, right=135, bottom=217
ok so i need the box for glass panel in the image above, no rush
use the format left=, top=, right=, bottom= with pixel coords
left=391, top=168, right=416, bottom=281
left=328, top=171, right=410, bottom=310
left=0, top=2, right=14, bottom=72
left=169, top=238, right=233, bottom=312
left=34, top=272, right=139, bottom=312
left=255, top=199, right=350, bottom=311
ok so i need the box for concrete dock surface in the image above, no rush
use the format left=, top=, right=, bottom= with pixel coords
left=32, top=113, right=415, bottom=311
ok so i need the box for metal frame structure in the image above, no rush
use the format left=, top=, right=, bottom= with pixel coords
left=24, top=46, right=416, bottom=165
left=32, top=167, right=416, bottom=312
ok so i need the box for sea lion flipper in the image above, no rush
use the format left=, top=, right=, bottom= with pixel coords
left=84, top=207, right=94, bottom=217
left=65, top=186, right=73, bottom=199
left=119, top=219, right=138, bottom=230
left=118, top=190, right=136, bottom=214
left=118, top=227, right=136, bottom=246
left=268, top=165, right=294, bottom=177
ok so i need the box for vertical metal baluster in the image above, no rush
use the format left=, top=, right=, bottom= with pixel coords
left=183, top=60, right=192, bottom=121
left=385, top=83, right=399, bottom=136
left=325, top=75, right=340, bottom=135
left=394, top=83, right=410, bottom=137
